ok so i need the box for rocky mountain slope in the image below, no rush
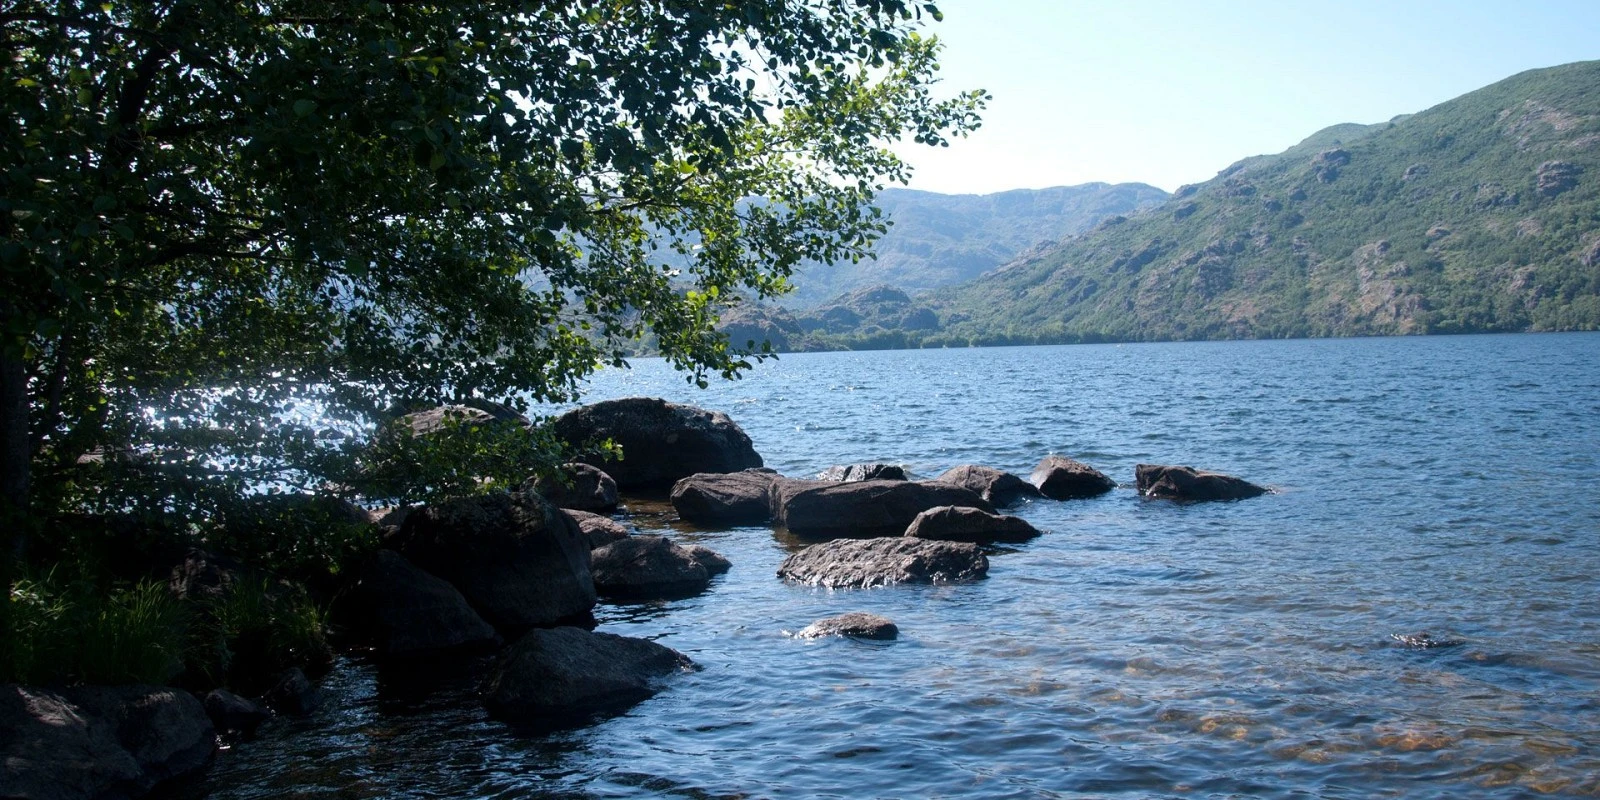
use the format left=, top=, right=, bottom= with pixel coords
left=795, top=60, right=1600, bottom=348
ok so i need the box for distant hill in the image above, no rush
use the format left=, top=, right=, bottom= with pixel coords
left=793, top=60, right=1600, bottom=348
left=778, top=182, right=1170, bottom=308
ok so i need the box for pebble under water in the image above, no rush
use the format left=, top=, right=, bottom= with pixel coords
left=205, top=333, right=1600, bottom=799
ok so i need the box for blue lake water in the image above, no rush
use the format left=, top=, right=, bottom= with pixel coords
left=208, top=333, right=1600, bottom=798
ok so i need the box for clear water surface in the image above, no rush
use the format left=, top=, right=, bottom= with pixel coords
left=207, top=333, right=1600, bottom=799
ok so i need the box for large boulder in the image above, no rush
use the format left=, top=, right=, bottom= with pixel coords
left=393, top=491, right=595, bottom=634
left=529, top=463, right=619, bottom=513
left=1030, top=455, right=1116, bottom=499
left=589, top=536, right=716, bottom=600
left=816, top=463, right=907, bottom=482
left=1135, top=464, right=1268, bottom=502
left=563, top=510, right=630, bottom=550
left=345, top=550, right=499, bottom=657
left=551, top=397, right=763, bottom=489
left=773, top=479, right=992, bottom=539
left=934, top=465, right=1041, bottom=507
left=903, top=505, right=1041, bottom=545
left=777, top=537, right=989, bottom=589
left=483, top=627, right=694, bottom=725
left=796, top=612, right=899, bottom=640
left=0, top=684, right=216, bottom=800
left=670, top=469, right=778, bottom=526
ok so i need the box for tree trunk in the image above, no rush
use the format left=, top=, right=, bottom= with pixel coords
left=0, top=342, right=28, bottom=656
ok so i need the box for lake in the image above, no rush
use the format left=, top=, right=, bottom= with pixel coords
left=207, top=333, right=1600, bottom=798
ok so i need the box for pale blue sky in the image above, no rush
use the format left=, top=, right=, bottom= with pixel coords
left=899, top=0, right=1600, bottom=194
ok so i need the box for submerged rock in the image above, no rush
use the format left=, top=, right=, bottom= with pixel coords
left=670, top=469, right=778, bottom=526
left=551, top=397, right=763, bottom=489
left=773, top=479, right=992, bottom=539
left=934, top=465, right=1041, bottom=507
left=529, top=463, right=619, bottom=513
left=797, top=612, right=899, bottom=640
left=1390, top=632, right=1465, bottom=650
left=483, top=627, right=694, bottom=725
left=903, top=505, right=1042, bottom=545
left=1135, top=464, right=1267, bottom=502
left=0, top=684, right=216, bottom=800
left=345, top=550, right=499, bottom=657
left=394, top=490, right=595, bottom=634
left=1029, top=455, right=1116, bottom=500
left=590, top=536, right=717, bottom=599
left=816, top=463, right=907, bottom=482
left=777, top=537, right=989, bottom=589
left=564, top=510, right=631, bottom=550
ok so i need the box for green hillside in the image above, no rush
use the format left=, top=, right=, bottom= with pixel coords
left=823, top=60, right=1600, bottom=347
left=779, top=182, right=1169, bottom=308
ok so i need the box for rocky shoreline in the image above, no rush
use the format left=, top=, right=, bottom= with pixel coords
left=1, top=397, right=1269, bottom=799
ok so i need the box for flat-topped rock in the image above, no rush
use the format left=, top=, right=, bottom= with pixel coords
left=1135, top=464, right=1267, bottom=502
left=551, top=397, right=762, bottom=489
left=778, top=537, right=989, bottom=589
left=670, top=469, right=778, bottom=526
left=483, top=627, right=694, bottom=726
left=773, top=479, right=993, bottom=539
left=903, top=505, right=1042, bottom=545
left=1030, top=455, right=1116, bottom=499
left=934, top=465, right=1041, bottom=507
left=563, top=510, right=630, bottom=549
left=590, top=535, right=716, bottom=600
left=797, top=612, right=899, bottom=640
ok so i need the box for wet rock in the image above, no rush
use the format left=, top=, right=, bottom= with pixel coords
left=564, top=510, right=630, bottom=549
left=777, top=537, right=989, bottom=589
left=682, top=544, right=732, bottom=575
left=934, top=465, right=1041, bottom=507
left=1390, top=632, right=1465, bottom=650
left=816, top=463, right=907, bottom=482
left=773, top=479, right=993, bottom=539
left=345, top=550, right=499, bottom=657
left=797, top=612, right=899, bottom=640
left=551, top=397, right=763, bottom=490
left=264, top=668, right=317, bottom=717
left=1029, top=455, right=1116, bottom=500
left=529, top=463, right=619, bottom=513
left=670, top=469, right=778, bottom=526
left=903, top=505, right=1042, bottom=545
left=590, top=536, right=713, bottom=599
left=0, top=684, right=217, bottom=800
left=202, top=690, right=270, bottom=739
left=394, top=490, right=595, bottom=634
left=483, top=627, right=694, bottom=725
left=1135, top=464, right=1268, bottom=502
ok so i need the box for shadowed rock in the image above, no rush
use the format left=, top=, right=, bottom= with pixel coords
left=773, top=479, right=993, bottom=539
left=264, top=668, right=317, bottom=717
left=670, top=469, right=778, bottom=526
left=203, top=690, right=269, bottom=740
left=0, top=684, right=217, bottom=800
left=345, top=550, right=499, bottom=657
left=529, top=463, right=619, bottom=512
left=903, top=505, right=1042, bottom=545
left=590, top=536, right=717, bottom=599
left=393, top=490, right=595, bottom=634
left=1030, top=455, right=1116, bottom=499
left=564, top=510, right=630, bottom=550
left=1135, top=464, right=1267, bottom=502
left=483, top=627, right=693, bottom=725
left=934, top=465, right=1041, bottom=507
left=816, top=463, right=907, bottom=482
left=797, top=612, right=899, bottom=640
left=778, top=537, right=988, bottom=588
left=551, top=397, right=762, bottom=489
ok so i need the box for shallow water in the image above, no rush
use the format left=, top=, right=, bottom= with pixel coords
left=207, top=333, right=1600, bottom=798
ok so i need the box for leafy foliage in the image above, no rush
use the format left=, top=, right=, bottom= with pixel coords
left=0, top=1, right=984, bottom=526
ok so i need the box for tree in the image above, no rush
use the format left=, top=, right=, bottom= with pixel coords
left=0, top=1, right=985, bottom=543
